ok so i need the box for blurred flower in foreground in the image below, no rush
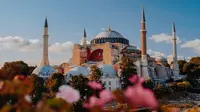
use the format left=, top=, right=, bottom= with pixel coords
left=24, top=94, right=31, bottom=102
left=56, top=85, right=80, bottom=103
left=84, top=90, right=113, bottom=109
left=88, top=81, right=102, bottom=90
left=124, top=75, right=158, bottom=109
left=84, top=96, right=104, bottom=108
left=129, top=74, right=144, bottom=84
left=99, top=90, right=113, bottom=103
left=0, top=81, right=4, bottom=90
left=13, top=75, right=26, bottom=81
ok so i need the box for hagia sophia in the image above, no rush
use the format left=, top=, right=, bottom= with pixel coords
left=32, top=7, right=184, bottom=90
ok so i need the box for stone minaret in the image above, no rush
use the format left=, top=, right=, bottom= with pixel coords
left=140, top=6, right=150, bottom=80
left=41, top=17, right=49, bottom=65
left=172, top=21, right=179, bottom=76
left=81, top=28, right=87, bottom=45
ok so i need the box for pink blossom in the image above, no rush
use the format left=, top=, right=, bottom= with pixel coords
left=56, top=85, right=80, bottom=103
left=84, top=90, right=114, bottom=109
left=88, top=81, right=102, bottom=90
left=129, top=75, right=144, bottom=84
left=129, top=75, right=139, bottom=84
left=0, top=81, right=4, bottom=90
left=83, top=96, right=104, bottom=108
left=124, top=76, right=158, bottom=109
left=99, top=90, right=113, bottom=103
left=24, top=94, right=31, bottom=102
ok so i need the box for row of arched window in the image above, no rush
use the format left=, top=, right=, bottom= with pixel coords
left=91, top=37, right=129, bottom=45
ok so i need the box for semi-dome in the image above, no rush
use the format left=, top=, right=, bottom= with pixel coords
left=32, top=65, right=56, bottom=78
left=66, top=66, right=90, bottom=78
left=97, top=64, right=117, bottom=77
left=155, top=56, right=167, bottom=62
left=91, top=28, right=129, bottom=45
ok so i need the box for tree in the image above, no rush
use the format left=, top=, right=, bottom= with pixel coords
left=67, top=75, right=94, bottom=112
left=119, top=56, right=137, bottom=89
left=45, top=73, right=65, bottom=98
left=190, top=57, right=200, bottom=65
left=67, top=75, right=93, bottom=100
left=28, top=66, right=37, bottom=75
left=171, top=60, right=187, bottom=74
left=89, top=65, right=103, bottom=81
left=182, top=62, right=198, bottom=75
left=29, top=74, right=46, bottom=104
left=163, top=63, right=170, bottom=67
left=0, top=61, right=29, bottom=80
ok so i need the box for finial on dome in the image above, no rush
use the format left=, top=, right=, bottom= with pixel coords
left=108, top=25, right=111, bottom=31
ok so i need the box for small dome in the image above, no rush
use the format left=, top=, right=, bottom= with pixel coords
left=32, top=65, right=56, bottom=78
left=97, top=64, right=117, bottom=77
left=95, top=30, right=124, bottom=39
left=66, top=66, right=90, bottom=78
left=155, top=56, right=167, bottom=62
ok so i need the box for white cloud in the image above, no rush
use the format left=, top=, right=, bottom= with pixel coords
left=149, top=33, right=181, bottom=44
left=0, top=36, right=75, bottom=53
left=49, top=41, right=74, bottom=53
left=181, top=39, right=200, bottom=54
left=0, top=36, right=41, bottom=51
left=147, top=49, right=165, bottom=57
left=167, top=54, right=191, bottom=64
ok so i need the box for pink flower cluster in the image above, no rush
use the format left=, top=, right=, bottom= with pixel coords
left=56, top=75, right=159, bottom=111
left=124, top=75, right=159, bottom=109
left=84, top=76, right=158, bottom=110
left=84, top=81, right=113, bottom=109
left=87, top=81, right=102, bottom=90
left=56, top=85, right=80, bottom=103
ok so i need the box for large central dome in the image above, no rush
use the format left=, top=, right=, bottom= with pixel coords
left=95, top=30, right=124, bottom=39
left=91, top=28, right=129, bottom=45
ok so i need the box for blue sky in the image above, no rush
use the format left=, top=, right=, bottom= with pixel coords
left=0, top=0, right=199, bottom=66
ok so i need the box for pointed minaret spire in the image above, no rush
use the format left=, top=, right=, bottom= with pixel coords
left=172, top=21, right=179, bottom=76
left=83, top=28, right=86, bottom=37
left=81, top=28, right=87, bottom=45
left=172, top=21, right=176, bottom=34
left=41, top=17, right=49, bottom=66
left=44, top=17, right=48, bottom=27
left=142, top=5, right=146, bottom=22
left=108, top=25, right=111, bottom=31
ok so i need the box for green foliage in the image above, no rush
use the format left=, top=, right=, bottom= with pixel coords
left=171, top=60, right=187, bottom=74
left=89, top=65, right=103, bottom=81
left=119, top=56, right=137, bottom=89
left=67, top=75, right=95, bottom=111
left=29, top=74, right=46, bottom=104
left=67, top=75, right=93, bottom=100
left=142, top=80, right=154, bottom=90
left=190, top=56, right=200, bottom=65
left=163, top=63, right=170, bottom=67
left=45, top=73, right=65, bottom=98
left=183, top=62, right=198, bottom=75
left=0, top=61, right=29, bottom=80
